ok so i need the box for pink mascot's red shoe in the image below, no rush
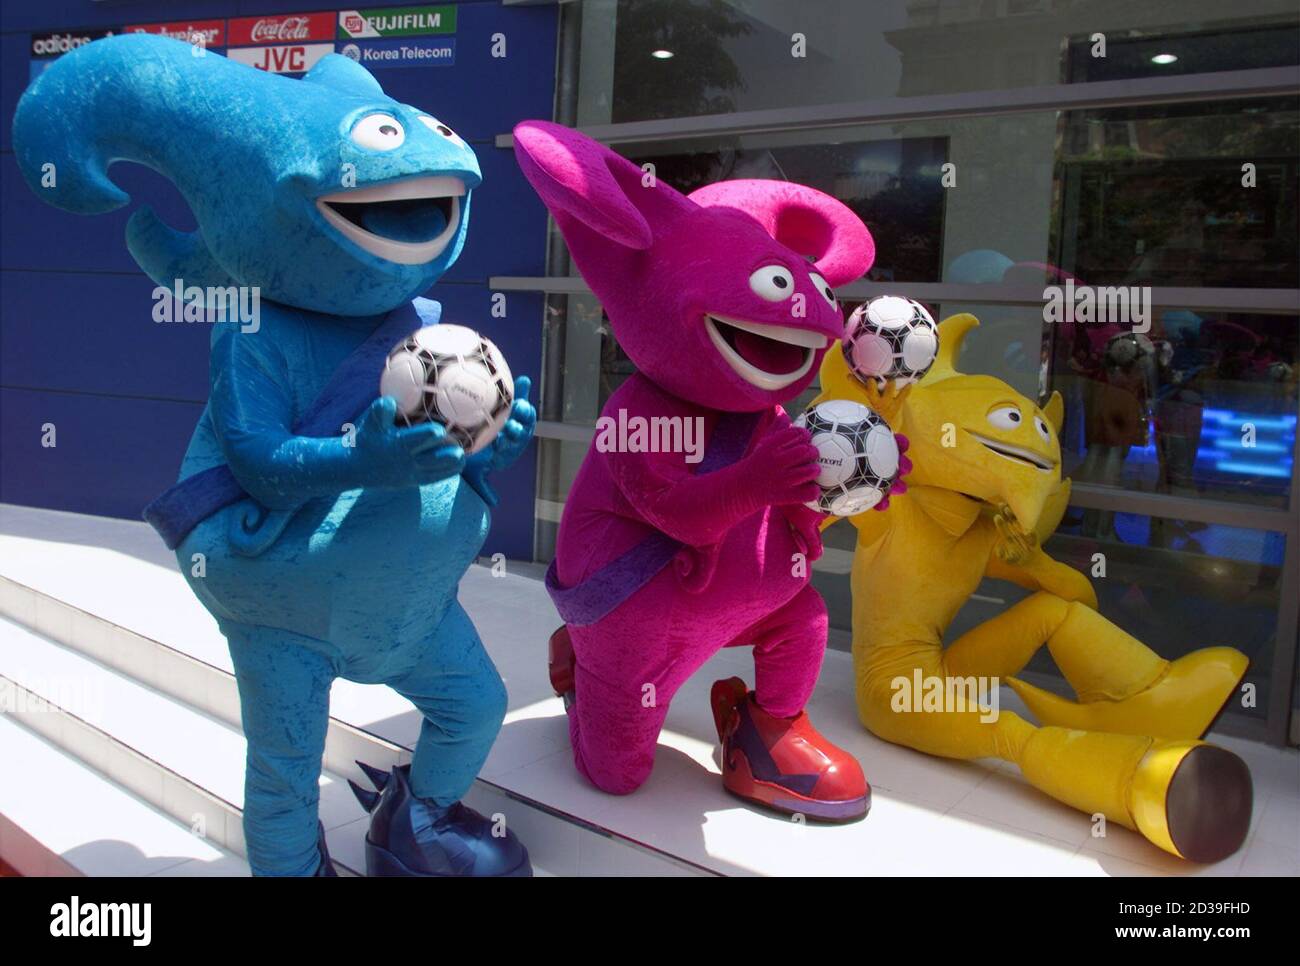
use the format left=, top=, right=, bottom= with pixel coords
left=711, top=677, right=870, bottom=822
left=548, top=625, right=577, bottom=706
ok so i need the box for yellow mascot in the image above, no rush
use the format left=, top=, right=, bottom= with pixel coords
left=816, top=313, right=1253, bottom=862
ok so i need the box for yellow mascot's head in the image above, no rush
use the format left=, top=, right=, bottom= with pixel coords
left=820, top=313, right=1065, bottom=535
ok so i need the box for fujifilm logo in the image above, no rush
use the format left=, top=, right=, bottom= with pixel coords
left=50, top=896, right=151, bottom=946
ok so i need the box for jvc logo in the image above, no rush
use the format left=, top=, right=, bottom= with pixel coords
left=49, top=896, right=151, bottom=947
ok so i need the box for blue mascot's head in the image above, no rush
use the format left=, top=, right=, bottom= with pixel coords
left=12, top=34, right=481, bottom=316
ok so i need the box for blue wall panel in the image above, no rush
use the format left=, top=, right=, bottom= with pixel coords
left=2, top=153, right=198, bottom=275
left=1, top=269, right=213, bottom=402
left=0, top=388, right=205, bottom=518
left=2, top=0, right=557, bottom=561
left=448, top=143, right=551, bottom=283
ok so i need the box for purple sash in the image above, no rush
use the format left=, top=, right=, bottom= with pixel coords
left=544, top=410, right=760, bottom=626
left=143, top=299, right=438, bottom=550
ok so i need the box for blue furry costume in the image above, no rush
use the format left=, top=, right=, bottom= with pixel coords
left=13, top=34, right=535, bottom=877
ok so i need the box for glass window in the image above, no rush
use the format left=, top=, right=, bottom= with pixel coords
left=1037, top=513, right=1285, bottom=724
left=577, top=0, right=1300, bottom=125
left=814, top=508, right=1285, bottom=727
left=1052, top=98, right=1300, bottom=289
left=1047, top=309, right=1298, bottom=509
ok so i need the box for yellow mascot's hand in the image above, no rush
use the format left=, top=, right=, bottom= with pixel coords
left=1039, top=558, right=1099, bottom=610
left=858, top=377, right=913, bottom=425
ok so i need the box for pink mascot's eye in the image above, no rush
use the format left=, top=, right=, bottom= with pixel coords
left=809, top=272, right=836, bottom=307
left=749, top=265, right=795, bottom=301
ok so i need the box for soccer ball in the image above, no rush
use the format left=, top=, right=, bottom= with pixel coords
left=379, top=324, right=514, bottom=454
left=795, top=400, right=901, bottom=516
left=1103, top=332, right=1156, bottom=374
left=1267, top=361, right=1294, bottom=383
left=843, top=295, right=939, bottom=384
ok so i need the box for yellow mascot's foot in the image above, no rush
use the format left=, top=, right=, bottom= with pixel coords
left=1008, top=647, right=1248, bottom=739
left=1129, top=741, right=1253, bottom=862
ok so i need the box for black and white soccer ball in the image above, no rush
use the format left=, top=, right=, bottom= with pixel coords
left=843, top=295, right=939, bottom=385
left=1267, top=360, right=1294, bottom=382
left=795, top=400, right=901, bottom=516
left=380, top=324, right=514, bottom=454
left=1103, top=332, right=1155, bottom=369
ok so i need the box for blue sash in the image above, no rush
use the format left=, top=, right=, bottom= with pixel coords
left=544, top=410, right=760, bottom=626
left=143, top=298, right=438, bottom=551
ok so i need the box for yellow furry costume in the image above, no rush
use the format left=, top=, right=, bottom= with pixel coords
left=817, top=314, right=1253, bottom=861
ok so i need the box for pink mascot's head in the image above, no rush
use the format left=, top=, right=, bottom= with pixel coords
left=513, top=120, right=875, bottom=411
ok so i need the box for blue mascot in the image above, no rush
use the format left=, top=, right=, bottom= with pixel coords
left=13, top=34, right=535, bottom=877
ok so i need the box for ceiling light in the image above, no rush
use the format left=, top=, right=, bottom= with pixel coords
left=651, top=49, right=674, bottom=59
left=1150, top=53, right=1178, bottom=65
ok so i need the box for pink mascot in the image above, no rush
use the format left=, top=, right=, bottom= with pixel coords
left=515, top=121, right=886, bottom=820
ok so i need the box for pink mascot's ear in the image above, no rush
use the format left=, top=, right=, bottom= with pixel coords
left=688, top=180, right=875, bottom=286
left=513, top=120, right=692, bottom=251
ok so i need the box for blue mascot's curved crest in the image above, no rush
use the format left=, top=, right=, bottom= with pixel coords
left=13, top=33, right=481, bottom=315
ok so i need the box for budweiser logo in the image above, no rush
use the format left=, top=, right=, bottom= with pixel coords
left=250, top=17, right=313, bottom=42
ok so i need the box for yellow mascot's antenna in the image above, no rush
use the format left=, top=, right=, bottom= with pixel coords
left=922, top=312, right=980, bottom=385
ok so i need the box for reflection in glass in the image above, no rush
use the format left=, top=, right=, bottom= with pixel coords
left=1052, top=98, right=1299, bottom=289
left=623, top=137, right=948, bottom=284
left=589, top=0, right=1300, bottom=123
left=1041, top=514, right=1285, bottom=722
left=1048, top=310, right=1298, bottom=511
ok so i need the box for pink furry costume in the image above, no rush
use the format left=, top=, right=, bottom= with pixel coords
left=513, top=121, right=878, bottom=820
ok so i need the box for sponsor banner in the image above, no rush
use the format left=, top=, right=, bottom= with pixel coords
left=227, top=42, right=335, bottom=74
left=31, top=28, right=117, bottom=59
left=337, top=6, right=456, bottom=40
left=228, top=12, right=335, bottom=47
left=124, top=19, right=226, bottom=49
left=338, top=37, right=456, bottom=69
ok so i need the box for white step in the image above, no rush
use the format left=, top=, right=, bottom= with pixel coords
left=0, top=615, right=371, bottom=863
left=2, top=503, right=1297, bottom=877
left=0, top=507, right=693, bottom=876
left=0, top=714, right=249, bottom=877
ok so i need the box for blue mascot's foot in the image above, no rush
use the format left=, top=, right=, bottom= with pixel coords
left=349, top=762, right=533, bottom=877
left=315, top=821, right=338, bottom=876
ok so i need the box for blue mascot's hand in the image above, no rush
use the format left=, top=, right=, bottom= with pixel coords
left=357, top=396, right=466, bottom=488
left=461, top=376, right=536, bottom=507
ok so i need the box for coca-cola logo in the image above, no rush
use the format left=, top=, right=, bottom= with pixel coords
left=250, top=18, right=312, bottom=43
left=228, top=11, right=333, bottom=47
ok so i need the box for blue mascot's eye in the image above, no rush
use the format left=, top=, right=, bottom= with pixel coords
left=351, top=113, right=406, bottom=150
left=418, top=115, right=465, bottom=147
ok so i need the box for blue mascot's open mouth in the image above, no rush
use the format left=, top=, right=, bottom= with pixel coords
left=316, top=175, right=465, bottom=265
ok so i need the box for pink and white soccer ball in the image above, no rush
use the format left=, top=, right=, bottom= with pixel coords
left=843, top=295, right=939, bottom=384
left=795, top=399, right=901, bottom=516
left=380, top=324, right=514, bottom=454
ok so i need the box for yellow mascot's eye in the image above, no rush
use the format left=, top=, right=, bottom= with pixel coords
left=1034, top=415, right=1052, bottom=442
left=987, top=406, right=1022, bottom=430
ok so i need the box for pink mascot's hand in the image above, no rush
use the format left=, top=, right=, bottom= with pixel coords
left=785, top=504, right=826, bottom=562
left=746, top=424, right=823, bottom=508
